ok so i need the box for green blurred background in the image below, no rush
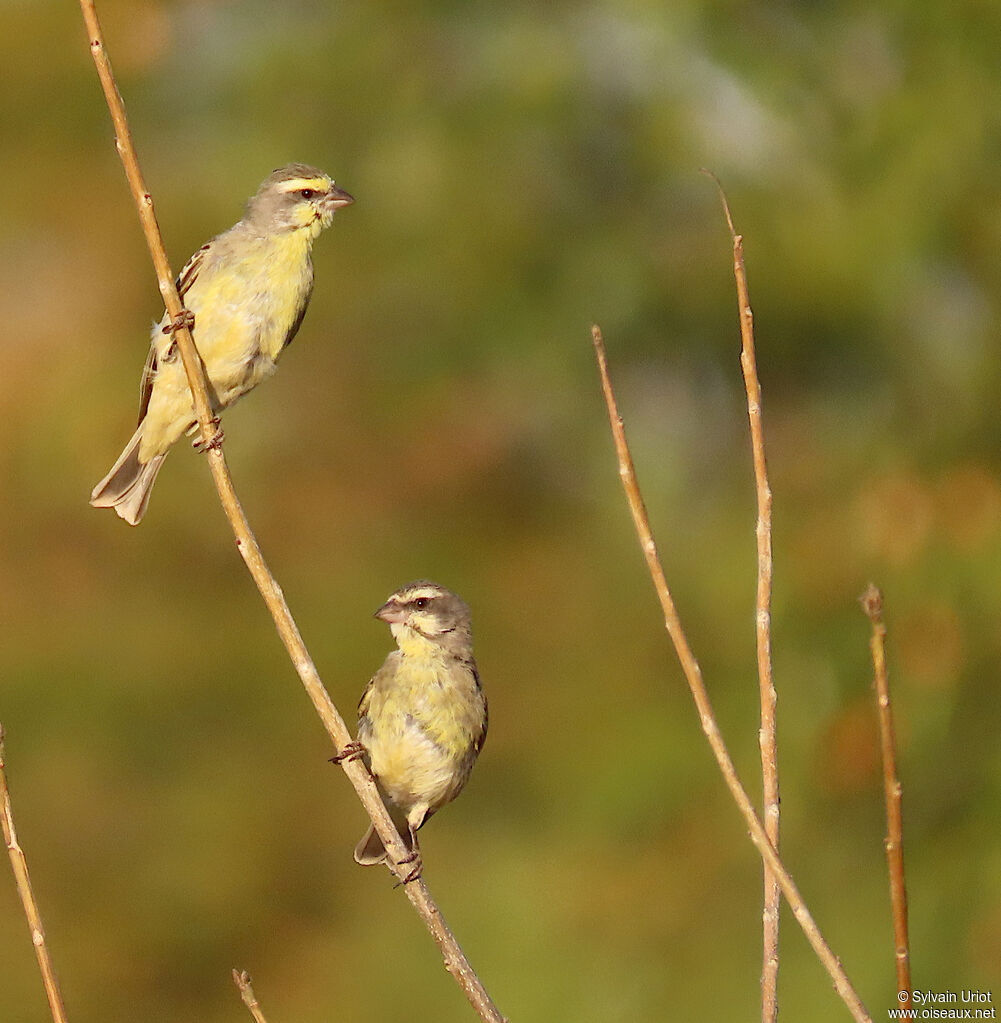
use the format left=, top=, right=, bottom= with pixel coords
left=2, top=0, right=1000, bottom=1019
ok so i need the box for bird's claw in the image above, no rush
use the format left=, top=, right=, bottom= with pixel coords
left=192, top=419, right=224, bottom=452
left=163, top=309, right=196, bottom=335
left=393, top=853, right=423, bottom=887
left=329, top=741, right=366, bottom=765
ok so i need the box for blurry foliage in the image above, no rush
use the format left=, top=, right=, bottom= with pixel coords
left=2, top=0, right=1000, bottom=1020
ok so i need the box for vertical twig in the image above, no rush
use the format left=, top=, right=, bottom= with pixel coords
left=592, top=326, right=872, bottom=1023
left=0, top=725, right=70, bottom=1023
left=706, top=172, right=780, bottom=1021
left=233, top=970, right=270, bottom=1023
left=78, top=4, right=505, bottom=1020
left=860, top=585, right=912, bottom=1011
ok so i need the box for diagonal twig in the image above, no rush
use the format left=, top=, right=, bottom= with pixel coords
left=1, top=725, right=70, bottom=1023
left=860, top=585, right=912, bottom=1011
left=592, top=325, right=871, bottom=1023
left=78, top=3, right=504, bottom=1020
left=704, top=171, right=781, bottom=1022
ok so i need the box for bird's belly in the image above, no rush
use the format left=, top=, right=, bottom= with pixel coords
left=194, top=304, right=279, bottom=394
left=138, top=315, right=278, bottom=460
left=365, top=716, right=468, bottom=814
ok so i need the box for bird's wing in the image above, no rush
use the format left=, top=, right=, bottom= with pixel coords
left=357, top=653, right=401, bottom=717
left=470, top=661, right=488, bottom=753
left=281, top=272, right=314, bottom=350
left=136, top=243, right=212, bottom=423
left=357, top=677, right=374, bottom=718
left=176, top=243, right=210, bottom=298
left=136, top=342, right=158, bottom=424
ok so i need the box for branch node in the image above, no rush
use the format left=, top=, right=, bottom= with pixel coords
left=860, top=583, right=884, bottom=623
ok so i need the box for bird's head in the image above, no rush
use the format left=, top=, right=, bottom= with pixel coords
left=374, top=581, right=473, bottom=657
left=247, top=163, right=353, bottom=236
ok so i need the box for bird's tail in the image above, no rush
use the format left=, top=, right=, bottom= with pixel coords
left=354, top=824, right=390, bottom=865
left=90, top=425, right=167, bottom=526
left=353, top=811, right=416, bottom=866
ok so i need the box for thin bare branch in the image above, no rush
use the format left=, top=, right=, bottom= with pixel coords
left=0, top=725, right=70, bottom=1023
left=233, top=970, right=270, bottom=1023
left=78, top=4, right=504, bottom=1020
left=705, top=171, right=780, bottom=1022
left=592, top=325, right=871, bottom=1023
left=860, top=585, right=912, bottom=1011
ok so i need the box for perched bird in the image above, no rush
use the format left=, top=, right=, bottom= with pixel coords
left=336, top=581, right=488, bottom=880
left=90, top=163, right=353, bottom=524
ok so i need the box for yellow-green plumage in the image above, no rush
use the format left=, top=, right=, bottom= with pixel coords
left=353, top=581, right=488, bottom=869
left=90, top=163, right=353, bottom=524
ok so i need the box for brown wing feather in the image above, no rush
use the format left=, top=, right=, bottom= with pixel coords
left=136, top=244, right=210, bottom=424
left=281, top=275, right=314, bottom=350
left=470, top=662, right=487, bottom=753
left=176, top=244, right=209, bottom=298
left=357, top=677, right=374, bottom=717
left=136, top=343, right=158, bottom=424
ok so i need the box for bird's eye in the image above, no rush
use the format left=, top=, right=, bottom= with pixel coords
left=414, top=598, right=428, bottom=610
left=298, top=188, right=315, bottom=200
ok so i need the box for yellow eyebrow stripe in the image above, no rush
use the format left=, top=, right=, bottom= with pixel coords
left=276, top=176, right=329, bottom=193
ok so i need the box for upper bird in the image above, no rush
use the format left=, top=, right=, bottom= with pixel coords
left=90, top=163, right=353, bottom=524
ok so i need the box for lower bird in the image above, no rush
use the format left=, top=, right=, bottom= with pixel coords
left=335, top=581, right=488, bottom=881
left=90, top=162, right=353, bottom=524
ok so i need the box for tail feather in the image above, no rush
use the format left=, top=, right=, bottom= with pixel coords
left=353, top=811, right=416, bottom=866
left=353, top=824, right=389, bottom=865
left=90, top=425, right=167, bottom=526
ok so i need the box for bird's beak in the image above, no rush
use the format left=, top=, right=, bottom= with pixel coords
left=326, top=185, right=354, bottom=209
left=374, top=600, right=406, bottom=624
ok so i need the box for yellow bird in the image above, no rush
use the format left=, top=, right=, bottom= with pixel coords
left=335, top=581, right=488, bottom=882
left=90, top=163, right=353, bottom=524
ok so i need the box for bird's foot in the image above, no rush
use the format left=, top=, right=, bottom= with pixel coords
left=162, top=309, right=196, bottom=335
left=192, top=419, right=224, bottom=452
left=393, top=851, right=423, bottom=887
left=329, top=741, right=366, bottom=765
